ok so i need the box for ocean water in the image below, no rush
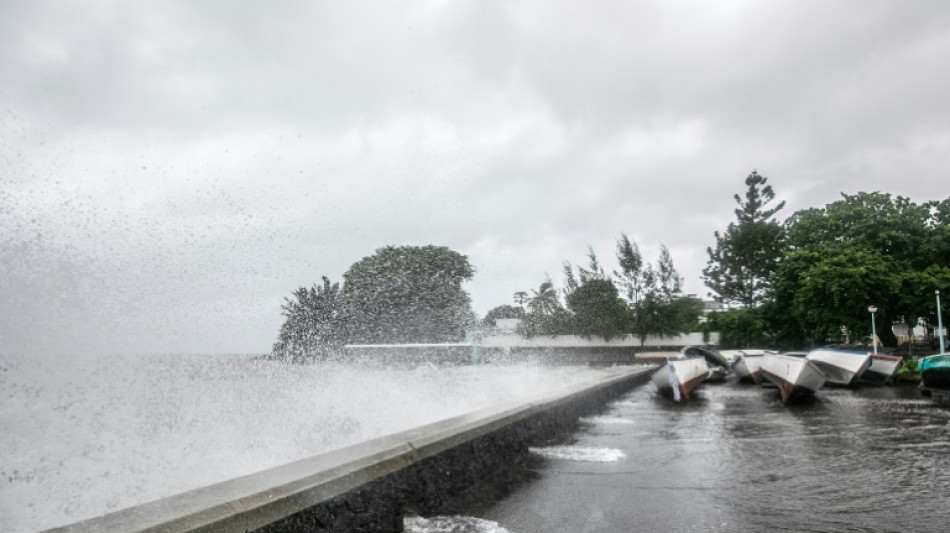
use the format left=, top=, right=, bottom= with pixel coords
left=0, top=352, right=616, bottom=532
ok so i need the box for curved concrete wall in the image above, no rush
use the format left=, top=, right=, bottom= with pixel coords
left=342, top=334, right=719, bottom=366
left=46, top=367, right=654, bottom=533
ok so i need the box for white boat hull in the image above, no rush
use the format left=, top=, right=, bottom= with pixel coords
left=859, top=354, right=902, bottom=384
left=732, top=354, right=765, bottom=383
left=760, top=353, right=827, bottom=404
left=651, top=358, right=712, bottom=402
left=805, top=348, right=872, bottom=386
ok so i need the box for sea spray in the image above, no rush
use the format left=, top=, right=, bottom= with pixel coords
left=0, top=352, right=622, bottom=532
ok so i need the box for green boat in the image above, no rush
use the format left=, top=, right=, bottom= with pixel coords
left=919, top=354, right=950, bottom=391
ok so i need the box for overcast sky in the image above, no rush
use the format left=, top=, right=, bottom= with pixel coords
left=2, top=0, right=950, bottom=356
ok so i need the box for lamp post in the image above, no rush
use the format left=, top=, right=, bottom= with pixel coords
left=868, top=305, right=878, bottom=354
left=938, top=290, right=945, bottom=354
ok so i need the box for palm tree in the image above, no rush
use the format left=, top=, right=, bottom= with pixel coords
left=528, top=280, right=560, bottom=315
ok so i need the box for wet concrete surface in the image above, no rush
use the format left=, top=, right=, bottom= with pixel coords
left=451, top=379, right=950, bottom=532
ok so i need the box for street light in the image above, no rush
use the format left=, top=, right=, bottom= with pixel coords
left=938, top=290, right=945, bottom=354
left=868, top=305, right=878, bottom=354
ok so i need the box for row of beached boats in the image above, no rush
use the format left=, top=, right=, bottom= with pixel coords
left=651, top=346, right=916, bottom=404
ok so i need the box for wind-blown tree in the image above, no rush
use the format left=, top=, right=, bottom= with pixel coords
left=631, top=265, right=662, bottom=344
left=343, top=245, right=476, bottom=344
left=655, top=245, right=682, bottom=301
left=271, top=276, right=345, bottom=362
left=566, top=278, right=631, bottom=340
left=577, top=246, right=607, bottom=282
left=562, top=261, right=579, bottom=299
left=614, top=233, right=645, bottom=310
left=528, top=280, right=561, bottom=315
left=631, top=249, right=701, bottom=345
left=703, top=171, right=787, bottom=307
left=562, top=247, right=606, bottom=301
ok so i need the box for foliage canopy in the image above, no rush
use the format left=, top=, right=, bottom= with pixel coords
left=272, top=245, right=476, bottom=360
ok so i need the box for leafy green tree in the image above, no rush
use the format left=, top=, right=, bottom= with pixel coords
left=772, top=245, right=899, bottom=346
left=271, top=276, right=345, bottom=362
left=897, top=265, right=950, bottom=337
left=667, top=295, right=705, bottom=335
left=779, top=192, right=948, bottom=347
left=483, top=304, right=525, bottom=326
left=516, top=307, right=574, bottom=337
left=703, top=171, right=787, bottom=307
left=708, top=307, right=772, bottom=349
left=786, top=192, right=931, bottom=268
left=923, top=198, right=950, bottom=267
left=566, top=278, right=631, bottom=340
left=343, top=245, right=476, bottom=344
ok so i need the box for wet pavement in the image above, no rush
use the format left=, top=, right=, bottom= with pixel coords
left=450, top=378, right=950, bottom=532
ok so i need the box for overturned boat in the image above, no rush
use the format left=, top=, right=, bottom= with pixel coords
left=760, top=352, right=827, bottom=404
left=651, top=357, right=712, bottom=402
left=683, top=346, right=732, bottom=384
left=804, top=347, right=872, bottom=387
left=725, top=349, right=774, bottom=384
left=858, top=353, right=903, bottom=385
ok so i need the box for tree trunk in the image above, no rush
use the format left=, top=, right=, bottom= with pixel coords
left=878, top=312, right=900, bottom=348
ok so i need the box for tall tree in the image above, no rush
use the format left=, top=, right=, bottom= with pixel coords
left=562, top=261, right=579, bottom=299
left=655, top=245, right=683, bottom=301
left=577, top=246, right=607, bottom=283
left=614, top=233, right=645, bottom=309
left=343, top=245, right=476, bottom=344
left=703, top=171, right=787, bottom=307
left=631, top=248, right=698, bottom=345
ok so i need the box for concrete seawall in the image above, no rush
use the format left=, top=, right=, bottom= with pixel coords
left=46, top=366, right=654, bottom=533
left=342, top=333, right=718, bottom=366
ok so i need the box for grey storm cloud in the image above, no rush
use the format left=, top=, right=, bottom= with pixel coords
left=2, top=0, right=950, bottom=355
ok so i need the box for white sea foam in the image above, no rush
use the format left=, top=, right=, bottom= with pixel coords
left=580, top=415, right=635, bottom=425
left=0, top=352, right=613, bottom=532
left=404, top=515, right=512, bottom=533
left=529, top=445, right=626, bottom=462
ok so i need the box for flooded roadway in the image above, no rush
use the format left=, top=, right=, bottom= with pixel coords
left=453, top=379, right=950, bottom=532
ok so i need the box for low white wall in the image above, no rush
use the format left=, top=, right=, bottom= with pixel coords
left=480, top=332, right=717, bottom=348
